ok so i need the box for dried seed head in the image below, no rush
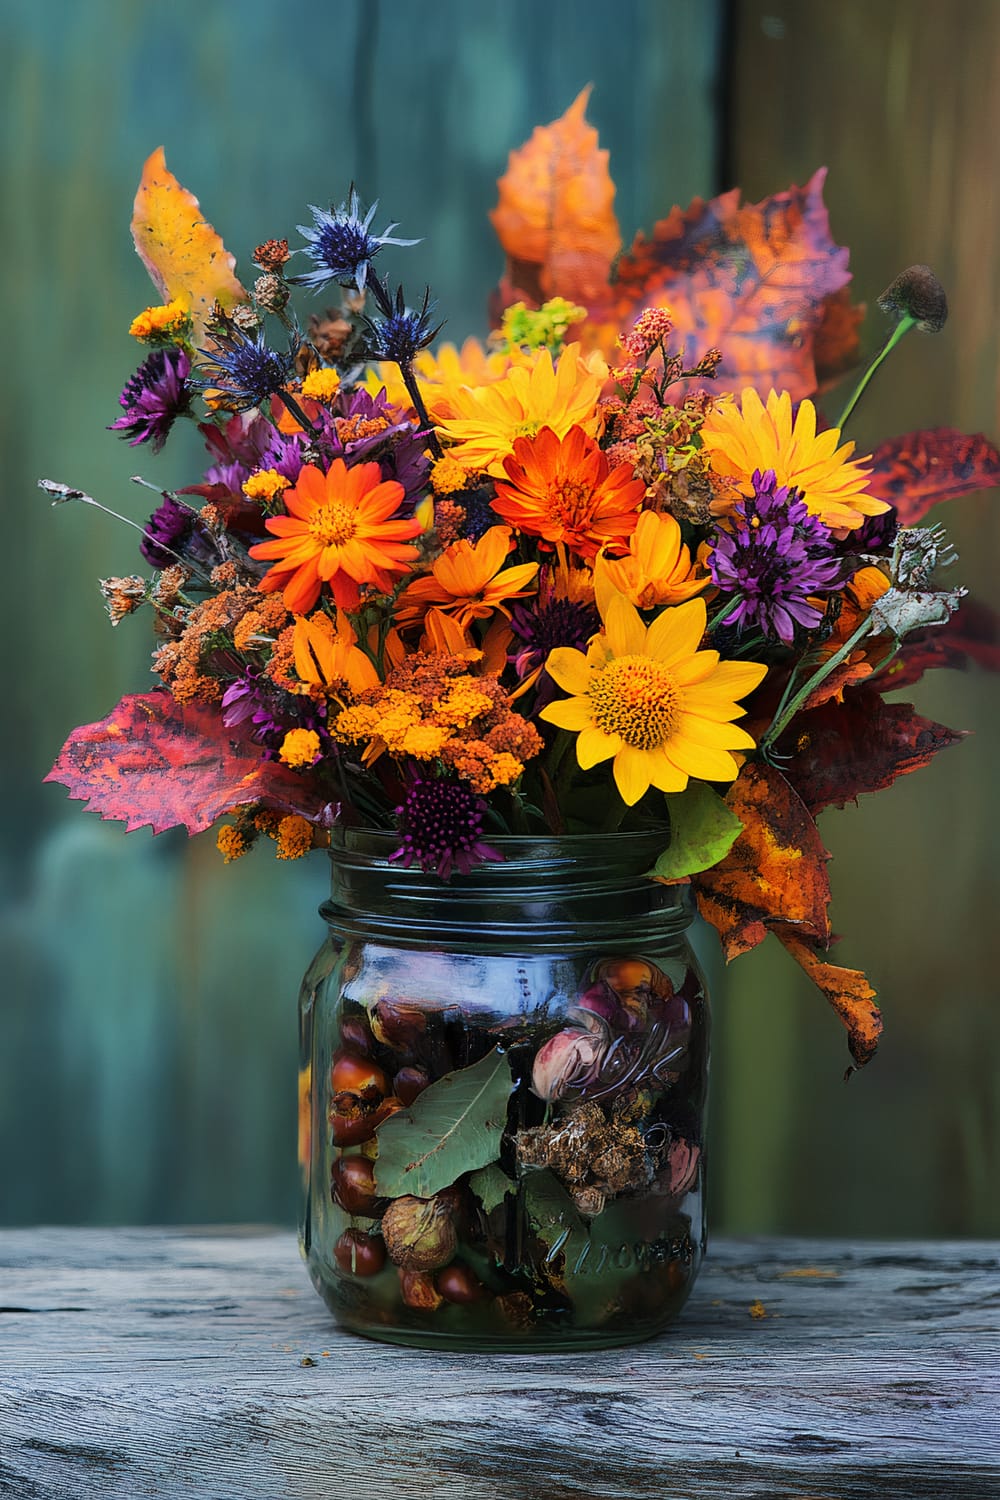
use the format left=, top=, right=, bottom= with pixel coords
left=229, top=303, right=261, bottom=334
left=253, top=238, right=291, bottom=272
left=254, top=273, right=290, bottom=314
left=877, top=265, right=948, bottom=332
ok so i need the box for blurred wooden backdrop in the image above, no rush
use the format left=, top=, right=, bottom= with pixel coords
left=1, top=0, right=996, bottom=1234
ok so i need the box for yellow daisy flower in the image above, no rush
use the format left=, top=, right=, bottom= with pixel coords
left=540, top=592, right=767, bottom=806
left=594, top=509, right=709, bottom=612
left=435, top=343, right=608, bottom=477
left=365, top=337, right=517, bottom=418
left=700, top=388, right=890, bottom=531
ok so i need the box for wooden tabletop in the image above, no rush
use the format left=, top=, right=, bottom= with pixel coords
left=0, top=1230, right=997, bottom=1498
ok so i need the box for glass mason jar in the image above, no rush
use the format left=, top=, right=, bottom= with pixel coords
left=298, top=829, right=709, bottom=1350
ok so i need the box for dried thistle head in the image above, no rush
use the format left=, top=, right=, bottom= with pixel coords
left=878, top=265, right=948, bottom=332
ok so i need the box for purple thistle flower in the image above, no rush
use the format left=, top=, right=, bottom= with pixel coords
left=509, top=583, right=599, bottom=709
left=295, top=187, right=419, bottom=294
left=140, top=494, right=218, bottom=570
left=363, top=284, right=443, bottom=365
left=708, top=469, right=853, bottom=644
left=110, top=349, right=191, bottom=452
left=390, top=770, right=503, bottom=882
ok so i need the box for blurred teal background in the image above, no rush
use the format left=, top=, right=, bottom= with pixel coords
left=2, top=0, right=997, bottom=1234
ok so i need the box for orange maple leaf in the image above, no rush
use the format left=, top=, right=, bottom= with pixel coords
left=586, top=169, right=852, bottom=402
left=131, top=147, right=247, bottom=341
left=490, top=87, right=621, bottom=309
left=693, top=761, right=831, bottom=960
left=777, top=930, right=883, bottom=1074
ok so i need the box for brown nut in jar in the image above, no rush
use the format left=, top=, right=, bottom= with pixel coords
left=333, top=1229, right=386, bottom=1277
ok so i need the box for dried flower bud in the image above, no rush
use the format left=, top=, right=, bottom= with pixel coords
left=308, top=310, right=353, bottom=362
left=381, top=1193, right=458, bottom=1272
left=254, top=273, right=290, bottom=314
left=229, top=303, right=261, bottom=334
left=99, top=575, right=146, bottom=626
left=253, top=238, right=290, bottom=272
left=530, top=1026, right=606, bottom=1102
left=151, top=563, right=189, bottom=608
left=877, top=265, right=948, bottom=332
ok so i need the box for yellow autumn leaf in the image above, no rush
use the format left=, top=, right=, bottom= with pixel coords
left=131, top=147, right=247, bottom=341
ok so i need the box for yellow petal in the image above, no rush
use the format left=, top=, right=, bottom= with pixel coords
left=612, top=744, right=653, bottom=806
left=545, top=646, right=591, bottom=696
left=643, top=747, right=689, bottom=794
left=540, top=695, right=594, bottom=732
left=644, top=596, right=707, bottom=665
left=576, top=724, right=620, bottom=769
left=603, top=593, right=646, bottom=657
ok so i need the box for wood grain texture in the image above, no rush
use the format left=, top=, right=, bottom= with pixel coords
left=1, top=1230, right=997, bottom=1498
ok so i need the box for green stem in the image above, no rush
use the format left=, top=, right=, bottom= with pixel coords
left=759, top=615, right=874, bottom=752
left=400, top=361, right=443, bottom=459
left=836, top=314, right=916, bottom=432
left=707, top=596, right=743, bottom=632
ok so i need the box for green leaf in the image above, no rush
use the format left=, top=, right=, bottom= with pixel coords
left=373, top=1048, right=513, bottom=1200
left=468, top=1162, right=514, bottom=1214
left=649, top=782, right=744, bottom=880
left=522, top=1170, right=590, bottom=1270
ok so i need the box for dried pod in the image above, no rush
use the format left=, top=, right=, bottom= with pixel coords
left=330, top=1095, right=402, bottom=1146
left=435, top=1262, right=489, bottom=1304
left=398, top=1269, right=444, bottom=1311
left=381, top=1193, right=458, bottom=1272
left=333, top=1229, right=386, bottom=1277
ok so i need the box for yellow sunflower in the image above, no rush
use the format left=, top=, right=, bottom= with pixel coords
left=700, top=388, right=890, bottom=532
left=594, top=509, right=708, bottom=612
left=540, top=592, right=767, bottom=806
left=435, top=343, right=608, bottom=477
left=364, top=337, right=518, bottom=419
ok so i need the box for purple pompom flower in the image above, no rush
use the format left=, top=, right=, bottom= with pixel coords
left=110, top=349, right=191, bottom=452
left=707, top=469, right=853, bottom=644
left=390, top=770, right=502, bottom=881
left=509, top=580, right=599, bottom=709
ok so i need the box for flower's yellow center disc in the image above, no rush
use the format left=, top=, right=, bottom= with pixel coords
left=310, top=499, right=357, bottom=547
left=548, top=478, right=591, bottom=530
left=589, top=654, right=680, bottom=749
left=514, top=419, right=542, bottom=439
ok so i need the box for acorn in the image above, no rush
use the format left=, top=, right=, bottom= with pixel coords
left=330, top=1155, right=380, bottom=1216
left=393, top=1066, right=431, bottom=1106
left=381, top=1192, right=458, bottom=1272
left=435, top=1262, right=489, bottom=1305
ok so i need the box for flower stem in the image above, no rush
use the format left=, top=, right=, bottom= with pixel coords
left=707, top=595, right=743, bottom=632
left=276, top=388, right=320, bottom=436
left=399, top=360, right=443, bottom=459
left=759, top=615, right=874, bottom=753
left=836, top=314, right=916, bottom=433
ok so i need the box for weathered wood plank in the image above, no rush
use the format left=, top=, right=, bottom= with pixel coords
left=0, top=1232, right=996, bottom=1497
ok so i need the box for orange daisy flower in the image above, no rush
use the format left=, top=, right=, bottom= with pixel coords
left=249, top=459, right=422, bottom=615
left=435, top=343, right=607, bottom=477
left=292, top=611, right=380, bottom=698
left=493, top=425, right=645, bottom=560
left=594, top=509, right=709, bottom=611
left=700, top=388, right=890, bottom=532
left=396, top=525, right=539, bottom=631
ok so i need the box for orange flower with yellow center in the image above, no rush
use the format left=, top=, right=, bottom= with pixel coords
left=396, top=525, right=539, bottom=631
left=249, top=459, right=422, bottom=615
left=541, top=592, right=767, bottom=805
left=292, top=611, right=380, bottom=698
left=594, top=509, right=709, bottom=611
left=493, top=425, right=645, bottom=560
left=700, top=388, right=890, bottom=531
left=435, top=343, right=608, bottom=477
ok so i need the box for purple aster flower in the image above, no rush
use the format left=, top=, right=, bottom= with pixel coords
left=140, top=494, right=219, bottom=570
left=295, top=187, right=419, bottom=293
left=390, top=770, right=503, bottom=882
left=221, top=671, right=327, bottom=759
left=509, top=578, right=599, bottom=709
left=110, top=349, right=191, bottom=452
left=333, top=387, right=430, bottom=507
left=708, top=469, right=853, bottom=644
left=195, top=319, right=295, bottom=412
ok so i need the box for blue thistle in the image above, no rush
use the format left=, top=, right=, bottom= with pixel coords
left=295, top=187, right=418, bottom=293
left=362, top=284, right=443, bottom=365
left=194, top=319, right=295, bottom=413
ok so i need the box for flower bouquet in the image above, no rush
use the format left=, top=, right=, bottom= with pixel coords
left=44, top=92, right=998, bottom=1347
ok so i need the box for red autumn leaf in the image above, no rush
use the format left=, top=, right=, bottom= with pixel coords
left=588, top=168, right=851, bottom=402
left=693, top=762, right=831, bottom=961
left=867, top=428, right=1000, bottom=525
left=779, top=688, right=967, bottom=816
left=777, top=929, right=882, bottom=1074
left=801, top=654, right=874, bottom=711
left=813, top=286, right=866, bottom=392
left=45, top=693, right=328, bottom=835
left=879, top=595, right=1000, bottom=690
left=490, top=87, right=621, bottom=310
